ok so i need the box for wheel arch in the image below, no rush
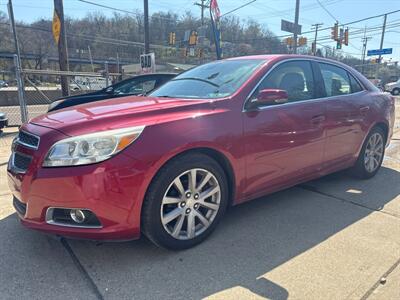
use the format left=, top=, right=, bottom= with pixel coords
left=374, top=121, right=389, bottom=142
left=144, top=146, right=237, bottom=209
left=356, top=121, right=390, bottom=157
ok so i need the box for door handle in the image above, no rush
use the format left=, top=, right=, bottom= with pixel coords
left=359, top=106, right=370, bottom=115
left=310, top=115, right=326, bottom=125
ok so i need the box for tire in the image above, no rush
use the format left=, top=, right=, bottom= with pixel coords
left=351, top=126, right=386, bottom=179
left=392, top=88, right=400, bottom=96
left=141, top=153, right=229, bottom=250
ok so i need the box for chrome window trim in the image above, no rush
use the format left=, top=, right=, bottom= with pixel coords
left=318, top=61, right=367, bottom=93
left=242, top=57, right=367, bottom=112
left=45, top=207, right=103, bottom=229
left=16, top=130, right=40, bottom=150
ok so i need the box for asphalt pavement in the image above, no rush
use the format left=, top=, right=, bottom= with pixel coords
left=0, top=99, right=399, bottom=300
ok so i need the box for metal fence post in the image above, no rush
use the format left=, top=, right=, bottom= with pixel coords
left=105, top=61, right=109, bottom=87
left=14, top=54, right=28, bottom=123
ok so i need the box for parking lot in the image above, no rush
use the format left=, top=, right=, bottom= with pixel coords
left=0, top=99, right=399, bottom=300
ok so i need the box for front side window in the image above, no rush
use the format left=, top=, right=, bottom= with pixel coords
left=150, top=59, right=265, bottom=99
left=253, top=60, right=315, bottom=103
left=319, top=63, right=351, bottom=97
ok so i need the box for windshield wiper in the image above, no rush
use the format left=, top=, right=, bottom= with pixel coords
left=172, top=77, right=220, bottom=88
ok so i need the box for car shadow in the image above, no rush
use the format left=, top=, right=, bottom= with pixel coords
left=0, top=166, right=399, bottom=299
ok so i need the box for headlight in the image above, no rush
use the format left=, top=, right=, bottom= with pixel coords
left=43, top=126, right=145, bottom=167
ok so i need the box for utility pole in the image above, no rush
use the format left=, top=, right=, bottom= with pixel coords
left=311, top=23, right=323, bottom=56
left=361, top=27, right=372, bottom=75
left=293, top=0, right=300, bottom=54
left=7, top=0, right=28, bottom=123
left=378, top=13, right=387, bottom=64
left=195, top=0, right=210, bottom=25
left=143, top=0, right=150, bottom=54
left=54, top=0, right=69, bottom=96
left=87, top=45, right=94, bottom=72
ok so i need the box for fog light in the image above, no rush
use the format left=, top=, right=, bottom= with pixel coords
left=70, top=209, right=86, bottom=224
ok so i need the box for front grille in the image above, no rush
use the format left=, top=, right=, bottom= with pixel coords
left=13, top=152, right=32, bottom=172
left=18, top=131, right=40, bottom=149
left=13, top=197, right=27, bottom=216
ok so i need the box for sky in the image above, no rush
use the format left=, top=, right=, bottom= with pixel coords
left=0, top=0, right=399, bottom=61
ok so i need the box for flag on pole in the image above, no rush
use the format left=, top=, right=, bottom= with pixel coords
left=210, top=0, right=221, bottom=21
left=209, top=0, right=222, bottom=59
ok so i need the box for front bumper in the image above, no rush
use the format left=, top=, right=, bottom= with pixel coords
left=7, top=124, right=151, bottom=241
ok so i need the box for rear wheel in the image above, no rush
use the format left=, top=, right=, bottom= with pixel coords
left=141, top=153, right=228, bottom=250
left=392, top=88, right=400, bottom=95
left=351, top=127, right=385, bottom=179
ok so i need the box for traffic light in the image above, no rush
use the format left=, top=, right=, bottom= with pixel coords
left=285, top=37, right=293, bottom=46
left=331, top=22, right=339, bottom=41
left=336, top=41, right=342, bottom=49
left=168, top=32, right=176, bottom=45
left=298, top=37, right=307, bottom=46
left=311, top=42, right=316, bottom=54
left=344, top=28, right=349, bottom=46
left=189, top=31, right=198, bottom=46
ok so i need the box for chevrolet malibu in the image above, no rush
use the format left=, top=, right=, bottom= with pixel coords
left=8, top=55, right=395, bottom=250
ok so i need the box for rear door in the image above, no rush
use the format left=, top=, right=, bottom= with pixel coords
left=242, top=60, right=327, bottom=198
left=317, top=62, right=367, bottom=167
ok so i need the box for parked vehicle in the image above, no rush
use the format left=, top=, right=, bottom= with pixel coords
left=0, top=80, right=9, bottom=88
left=0, top=112, right=7, bottom=132
left=49, top=73, right=177, bottom=112
left=8, top=55, right=395, bottom=249
left=384, top=79, right=400, bottom=95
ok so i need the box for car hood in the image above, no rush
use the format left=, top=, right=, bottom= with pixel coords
left=30, top=95, right=215, bottom=136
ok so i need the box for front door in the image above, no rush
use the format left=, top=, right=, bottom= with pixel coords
left=242, top=60, right=326, bottom=199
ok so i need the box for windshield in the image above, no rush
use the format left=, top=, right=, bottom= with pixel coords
left=150, top=59, right=265, bottom=99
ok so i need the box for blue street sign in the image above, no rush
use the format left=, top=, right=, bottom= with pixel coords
left=367, top=48, right=393, bottom=56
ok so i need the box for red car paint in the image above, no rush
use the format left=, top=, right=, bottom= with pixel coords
left=7, top=55, right=395, bottom=240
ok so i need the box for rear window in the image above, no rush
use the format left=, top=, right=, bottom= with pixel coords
left=319, top=63, right=351, bottom=97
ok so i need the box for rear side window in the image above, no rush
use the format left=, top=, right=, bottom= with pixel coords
left=319, top=63, right=350, bottom=97
left=349, top=73, right=363, bottom=93
left=114, top=78, right=157, bottom=94
left=255, top=60, right=315, bottom=103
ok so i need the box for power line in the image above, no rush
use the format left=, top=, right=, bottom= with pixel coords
left=316, top=0, right=338, bottom=22
left=221, top=0, right=257, bottom=18
left=77, top=0, right=175, bottom=21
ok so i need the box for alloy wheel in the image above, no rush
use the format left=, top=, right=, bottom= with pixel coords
left=364, top=132, right=384, bottom=173
left=160, top=168, right=221, bottom=240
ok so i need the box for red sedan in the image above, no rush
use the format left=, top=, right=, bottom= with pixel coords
left=8, top=55, right=395, bottom=249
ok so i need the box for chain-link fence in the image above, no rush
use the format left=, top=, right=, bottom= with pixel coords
left=0, top=64, right=120, bottom=126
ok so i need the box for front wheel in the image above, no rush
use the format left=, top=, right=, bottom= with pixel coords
left=351, top=127, right=386, bottom=179
left=141, top=153, right=228, bottom=250
left=392, top=88, right=400, bottom=96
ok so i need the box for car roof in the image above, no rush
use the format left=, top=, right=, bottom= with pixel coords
left=226, top=54, right=349, bottom=64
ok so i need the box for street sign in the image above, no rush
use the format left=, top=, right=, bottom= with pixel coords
left=367, top=48, right=393, bottom=56
left=140, top=53, right=156, bottom=74
left=52, top=10, right=61, bottom=44
left=281, top=19, right=301, bottom=35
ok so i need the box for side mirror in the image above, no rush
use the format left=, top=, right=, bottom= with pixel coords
left=104, top=86, right=114, bottom=94
left=254, top=89, right=289, bottom=106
